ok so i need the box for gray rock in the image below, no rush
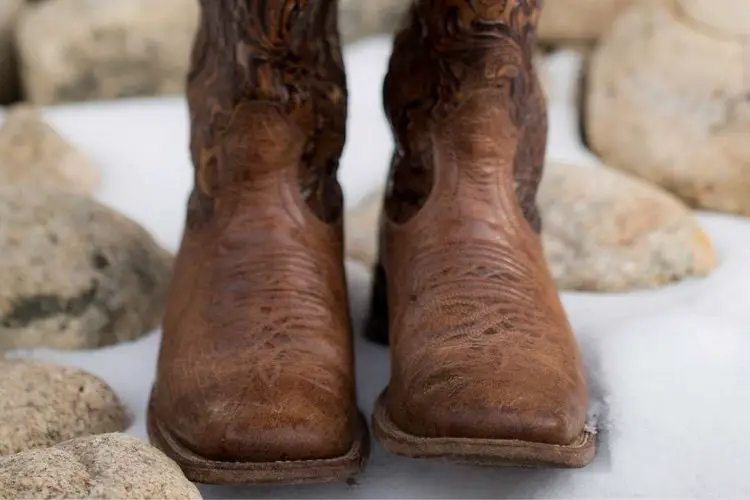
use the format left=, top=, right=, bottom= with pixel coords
left=345, top=162, right=716, bottom=292
left=16, top=0, right=199, bottom=105
left=0, top=359, right=128, bottom=455
left=587, top=0, right=750, bottom=215
left=0, top=104, right=99, bottom=194
left=0, top=183, right=173, bottom=351
left=0, top=0, right=23, bottom=104
left=0, top=433, right=202, bottom=499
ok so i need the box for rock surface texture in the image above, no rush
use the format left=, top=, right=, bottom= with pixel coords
left=345, top=162, right=716, bottom=292
left=0, top=0, right=23, bottom=104
left=0, top=183, right=173, bottom=351
left=0, top=433, right=202, bottom=499
left=538, top=162, right=715, bottom=291
left=587, top=0, right=750, bottom=216
left=537, top=0, right=649, bottom=43
left=0, top=360, right=128, bottom=455
left=338, top=0, right=408, bottom=44
left=16, top=0, right=199, bottom=105
left=0, top=105, right=99, bottom=194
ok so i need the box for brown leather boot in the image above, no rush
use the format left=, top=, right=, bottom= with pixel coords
left=367, top=0, right=596, bottom=467
left=147, top=0, right=368, bottom=484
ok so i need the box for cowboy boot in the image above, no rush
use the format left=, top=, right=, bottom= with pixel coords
left=147, top=0, right=368, bottom=484
left=367, top=0, right=596, bottom=467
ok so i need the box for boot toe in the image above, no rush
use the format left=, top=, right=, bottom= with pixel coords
left=418, top=399, right=584, bottom=445
left=159, top=385, right=354, bottom=463
left=390, top=362, right=588, bottom=446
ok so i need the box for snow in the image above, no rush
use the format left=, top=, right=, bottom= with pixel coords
left=5, top=36, right=750, bottom=498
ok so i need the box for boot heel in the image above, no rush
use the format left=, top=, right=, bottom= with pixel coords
left=364, top=261, right=390, bottom=345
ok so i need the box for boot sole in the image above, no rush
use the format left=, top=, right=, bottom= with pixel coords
left=147, top=391, right=370, bottom=485
left=372, top=389, right=596, bottom=468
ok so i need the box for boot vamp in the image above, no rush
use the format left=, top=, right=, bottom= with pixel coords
left=154, top=197, right=356, bottom=462
left=386, top=231, right=589, bottom=445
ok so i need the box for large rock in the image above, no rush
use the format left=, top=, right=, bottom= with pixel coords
left=0, top=105, right=99, bottom=194
left=587, top=0, right=750, bottom=216
left=0, top=433, right=202, bottom=499
left=537, top=0, right=648, bottom=44
left=0, top=360, right=128, bottom=455
left=0, top=183, right=173, bottom=351
left=345, top=162, right=716, bottom=292
left=338, top=0, right=408, bottom=44
left=16, top=0, right=199, bottom=105
left=0, top=0, right=23, bottom=104
left=538, top=162, right=715, bottom=291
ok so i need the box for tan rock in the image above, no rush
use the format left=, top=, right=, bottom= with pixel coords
left=0, top=182, right=173, bottom=351
left=539, top=162, right=715, bottom=292
left=345, top=162, right=716, bottom=292
left=0, top=105, right=99, bottom=194
left=537, top=0, right=648, bottom=43
left=0, top=433, right=202, bottom=499
left=677, top=0, right=750, bottom=38
left=0, top=359, right=127, bottom=455
left=16, top=0, right=199, bottom=105
left=0, top=0, right=23, bottom=104
left=338, top=0, right=408, bottom=44
left=345, top=192, right=382, bottom=270
left=587, top=0, right=750, bottom=215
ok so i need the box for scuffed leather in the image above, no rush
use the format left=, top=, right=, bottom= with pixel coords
left=152, top=0, right=359, bottom=463
left=380, top=0, right=590, bottom=445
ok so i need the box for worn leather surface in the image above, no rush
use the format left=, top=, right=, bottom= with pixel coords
left=380, top=0, right=590, bottom=444
left=152, top=0, right=359, bottom=463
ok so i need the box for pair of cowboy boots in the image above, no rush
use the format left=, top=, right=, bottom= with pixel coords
left=148, top=0, right=596, bottom=485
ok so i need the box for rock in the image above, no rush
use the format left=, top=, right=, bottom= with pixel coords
left=0, top=359, right=128, bottom=455
left=345, top=162, right=716, bottom=292
left=537, top=0, right=648, bottom=44
left=538, top=162, right=715, bottom=292
left=0, top=433, right=202, bottom=499
left=0, top=0, right=23, bottom=104
left=586, top=0, right=750, bottom=216
left=338, top=0, right=408, bottom=44
left=16, top=0, right=199, bottom=105
left=0, top=105, right=99, bottom=194
left=0, top=183, right=173, bottom=351
left=345, top=192, right=382, bottom=271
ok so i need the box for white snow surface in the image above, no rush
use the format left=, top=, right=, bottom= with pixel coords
left=4, top=37, right=750, bottom=499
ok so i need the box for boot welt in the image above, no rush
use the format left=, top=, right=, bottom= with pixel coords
left=372, top=389, right=596, bottom=468
left=147, top=391, right=370, bottom=485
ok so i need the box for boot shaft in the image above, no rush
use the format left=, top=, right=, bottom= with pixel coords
left=383, top=0, right=546, bottom=230
left=415, top=0, right=541, bottom=51
left=185, top=0, right=347, bottom=229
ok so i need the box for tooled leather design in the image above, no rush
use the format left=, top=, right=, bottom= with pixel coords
left=383, top=0, right=545, bottom=230
left=154, top=0, right=357, bottom=461
left=381, top=0, right=589, bottom=444
left=186, top=0, right=347, bottom=228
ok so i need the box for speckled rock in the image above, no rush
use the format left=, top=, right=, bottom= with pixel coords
left=0, top=105, right=99, bottom=194
left=537, top=0, right=650, bottom=44
left=0, top=183, right=173, bottom=351
left=16, top=0, right=199, bottom=105
left=0, top=433, right=202, bottom=499
left=0, top=359, right=127, bottom=455
left=539, top=162, right=715, bottom=291
left=338, top=0, right=408, bottom=44
left=0, top=0, right=23, bottom=104
left=345, top=162, right=716, bottom=292
left=587, top=0, right=750, bottom=216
